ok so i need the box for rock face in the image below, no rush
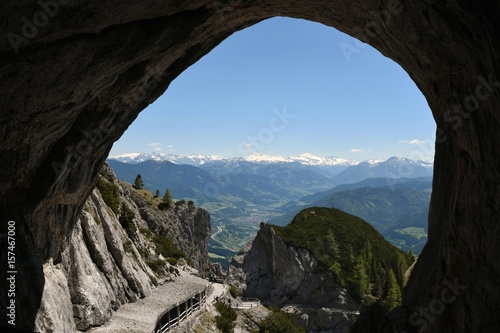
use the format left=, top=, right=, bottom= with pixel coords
left=228, top=223, right=359, bottom=332
left=127, top=187, right=211, bottom=272
left=0, top=1, right=500, bottom=332
left=283, top=305, right=359, bottom=333
left=31, top=165, right=211, bottom=331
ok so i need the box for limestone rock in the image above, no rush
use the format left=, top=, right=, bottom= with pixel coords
left=34, top=261, right=76, bottom=333
left=227, top=223, right=359, bottom=332
left=283, top=305, right=358, bottom=333
left=131, top=189, right=211, bottom=272
left=229, top=223, right=358, bottom=309
left=31, top=166, right=211, bottom=331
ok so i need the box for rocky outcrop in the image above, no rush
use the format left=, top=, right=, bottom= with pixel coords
left=1, top=1, right=500, bottom=332
left=228, top=223, right=358, bottom=332
left=126, top=185, right=211, bottom=271
left=31, top=166, right=211, bottom=331
left=283, top=305, right=359, bottom=333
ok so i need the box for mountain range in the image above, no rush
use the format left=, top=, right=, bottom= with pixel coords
left=109, top=152, right=360, bottom=166
left=109, top=152, right=432, bottom=178
left=107, top=153, right=434, bottom=262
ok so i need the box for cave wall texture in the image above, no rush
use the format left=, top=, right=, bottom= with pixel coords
left=0, top=0, right=499, bottom=332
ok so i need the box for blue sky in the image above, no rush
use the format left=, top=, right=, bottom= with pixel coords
left=110, top=17, right=436, bottom=161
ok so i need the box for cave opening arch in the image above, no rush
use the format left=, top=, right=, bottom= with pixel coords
left=0, top=1, right=499, bottom=332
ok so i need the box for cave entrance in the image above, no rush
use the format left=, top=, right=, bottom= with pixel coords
left=1, top=2, right=498, bottom=332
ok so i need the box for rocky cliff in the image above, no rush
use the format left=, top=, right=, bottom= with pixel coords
left=33, top=165, right=211, bottom=332
left=228, top=223, right=359, bottom=332
left=121, top=181, right=211, bottom=272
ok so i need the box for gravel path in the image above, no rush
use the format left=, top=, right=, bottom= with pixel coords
left=89, top=270, right=209, bottom=333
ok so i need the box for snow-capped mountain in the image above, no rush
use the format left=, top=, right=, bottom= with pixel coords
left=108, top=152, right=433, bottom=181
left=241, top=153, right=359, bottom=166
left=108, top=152, right=360, bottom=167
left=108, top=152, right=226, bottom=165
left=330, top=156, right=433, bottom=184
left=108, top=152, right=432, bottom=169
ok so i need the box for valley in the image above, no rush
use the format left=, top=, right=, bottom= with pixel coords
left=108, top=153, right=433, bottom=267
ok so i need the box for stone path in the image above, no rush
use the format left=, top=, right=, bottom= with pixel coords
left=89, top=270, right=209, bottom=333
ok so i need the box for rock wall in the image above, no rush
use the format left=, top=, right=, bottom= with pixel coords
left=126, top=184, right=211, bottom=272
left=32, top=166, right=211, bottom=331
left=228, top=223, right=358, bottom=332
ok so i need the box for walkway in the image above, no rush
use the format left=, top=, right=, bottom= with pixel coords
left=207, top=283, right=225, bottom=304
left=89, top=271, right=209, bottom=333
left=232, top=297, right=261, bottom=310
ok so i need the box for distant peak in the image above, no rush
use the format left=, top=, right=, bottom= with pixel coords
left=366, top=159, right=385, bottom=165
left=108, top=152, right=431, bottom=168
left=110, top=152, right=142, bottom=159
left=242, top=153, right=359, bottom=166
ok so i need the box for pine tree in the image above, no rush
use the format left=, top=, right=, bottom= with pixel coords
left=154, top=189, right=160, bottom=198
left=383, top=269, right=402, bottom=311
left=325, top=230, right=340, bottom=261
left=371, top=259, right=384, bottom=297
left=350, top=256, right=368, bottom=301
left=345, top=244, right=356, bottom=271
left=330, top=262, right=344, bottom=285
left=164, top=188, right=173, bottom=207
left=133, top=174, right=144, bottom=189
left=325, top=230, right=344, bottom=284
left=395, top=252, right=408, bottom=288
left=361, top=239, right=373, bottom=276
left=158, top=188, right=173, bottom=210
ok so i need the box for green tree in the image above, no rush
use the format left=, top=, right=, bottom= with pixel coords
left=119, top=203, right=136, bottom=234
left=383, top=269, right=402, bottom=311
left=395, top=252, right=408, bottom=287
left=361, top=239, right=373, bottom=276
left=96, top=176, right=120, bottom=214
left=258, top=308, right=304, bottom=333
left=154, top=189, right=160, bottom=198
left=228, top=285, right=239, bottom=298
left=371, top=259, right=384, bottom=297
left=215, top=302, right=237, bottom=333
left=325, top=230, right=344, bottom=284
left=330, top=262, right=344, bottom=285
left=346, top=244, right=355, bottom=267
left=133, top=174, right=144, bottom=189
left=158, top=188, right=173, bottom=210
left=325, top=230, right=340, bottom=261
left=349, top=256, right=369, bottom=301
left=153, top=234, right=186, bottom=261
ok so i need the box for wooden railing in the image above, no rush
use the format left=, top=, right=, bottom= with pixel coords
left=232, top=297, right=261, bottom=310
left=155, top=287, right=208, bottom=333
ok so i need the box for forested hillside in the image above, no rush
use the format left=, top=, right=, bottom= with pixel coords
left=272, top=207, right=415, bottom=308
